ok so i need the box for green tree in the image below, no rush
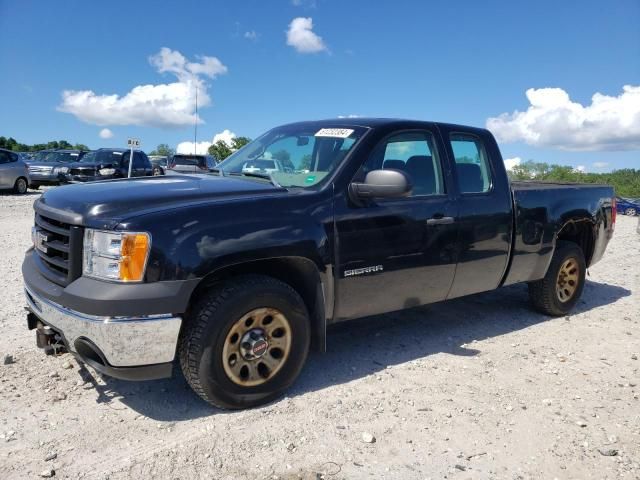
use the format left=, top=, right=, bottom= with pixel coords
left=149, top=143, right=175, bottom=156
left=208, top=140, right=233, bottom=161
left=507, top=160, right=640, bottom=197
left=231, top=137, right=251, bottom=150
left=207, top=136, right=253, bottom=161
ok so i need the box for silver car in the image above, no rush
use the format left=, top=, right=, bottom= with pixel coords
left=0, top=148, right=30, bottom=194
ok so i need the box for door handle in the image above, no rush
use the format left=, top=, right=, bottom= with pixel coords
left=426, top=216, right=455, bottom=226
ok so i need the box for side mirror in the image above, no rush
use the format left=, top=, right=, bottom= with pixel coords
left=349, top=169, right=412, bottom=203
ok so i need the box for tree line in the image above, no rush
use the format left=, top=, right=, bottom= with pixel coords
left=508, top=160, right=640, bottom=198
left=0, top=136, right=89, bottom=152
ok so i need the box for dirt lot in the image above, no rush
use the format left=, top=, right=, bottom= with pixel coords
left=0, top=190, right=638, bottom=480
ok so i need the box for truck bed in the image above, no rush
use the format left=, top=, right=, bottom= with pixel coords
left=503, top=181, right=615, bottom=286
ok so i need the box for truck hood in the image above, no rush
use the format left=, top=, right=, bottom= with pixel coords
left=36, top=174, right=284, bottom=228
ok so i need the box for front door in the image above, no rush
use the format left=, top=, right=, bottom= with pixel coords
left=334, top=129, right=459, bottom=320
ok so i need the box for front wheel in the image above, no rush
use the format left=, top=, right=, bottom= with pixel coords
left=624, top=207, right=637, bottom=216
left=179, top=275, right=310, bottom=409
left=13, top=177, right=28, bottom=194
left=152, top=166, right=163, bottom=176
left=528, top=241, right=586, bottom=316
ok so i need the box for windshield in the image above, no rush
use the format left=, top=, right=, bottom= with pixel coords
left=80, top=150, right=125, bottom=165
left=44, top=151, right=82, bottom=163
left=217, top=124, right=367, bottom=188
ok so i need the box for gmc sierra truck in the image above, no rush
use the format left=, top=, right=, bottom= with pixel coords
left=22, top=119, right=616, bottom=409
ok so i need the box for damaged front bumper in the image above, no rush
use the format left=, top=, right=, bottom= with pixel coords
left=24, top=286, right=182, bottom=381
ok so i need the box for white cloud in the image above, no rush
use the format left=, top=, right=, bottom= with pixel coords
left=99, top=128, right=113, bottom=139
left=338, top=114, right=361, bottom=118
left=286, top=17, right=327, bottom=53
left=593, top=161, right=609, bottom=169
left=58, top=47, right=228, bottom=129
left=503, top=156, right=522, bottom=171
left=486, top=85, right=640, bottom=151
left=574, top=165, right=586, bottom=173
left=176, top=129, right=237, bottom=155
left=244, top=30, right=258, bottom=40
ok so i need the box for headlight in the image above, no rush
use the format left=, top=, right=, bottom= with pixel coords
left=83, top=229, right=151, bottom=282
left=55, top=166, right=69, bottom=174
left=98, top=168, right=116, bottom=176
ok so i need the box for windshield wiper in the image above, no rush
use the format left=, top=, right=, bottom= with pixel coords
left=226, top=171, right=281, bottom=187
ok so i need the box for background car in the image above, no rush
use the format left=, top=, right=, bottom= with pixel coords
left=62, top=148, right=153, bottom=182
left=148, top=155, right=168, bottom=175
left=615, top=196, right=640, bottom=216
left=167, top=154, right=217, bottom=174
left=0, top=148, right=30, bottom=194
left=26, top=149, right=86, bottom=188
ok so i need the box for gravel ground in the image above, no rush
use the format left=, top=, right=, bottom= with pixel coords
left=0, top=190, right=638, bottom=480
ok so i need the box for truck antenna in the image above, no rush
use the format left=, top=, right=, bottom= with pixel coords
left=194, top=84, right=198, bottom=156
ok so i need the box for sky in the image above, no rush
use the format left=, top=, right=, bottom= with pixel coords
left=1, top=0, right=639, bottom=172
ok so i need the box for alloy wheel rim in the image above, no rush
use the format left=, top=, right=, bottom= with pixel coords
left=17, top=179, right=27, bottom=193
left=222, top=307, right=292, bottom=387
left=556, top=258, right=579, bottom=302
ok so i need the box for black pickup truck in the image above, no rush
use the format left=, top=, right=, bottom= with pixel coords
left=22, top=119, right=615, bottom=409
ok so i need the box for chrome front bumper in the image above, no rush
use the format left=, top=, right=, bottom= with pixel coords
left=25, top=286, right=182, bottom=368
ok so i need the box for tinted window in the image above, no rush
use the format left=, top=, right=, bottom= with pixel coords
left=133, top=152, right=146, bottom=169
left=81, top=150, right=125, bottom=165
left=173, top=155, right=206, bottom=166
left=0, top=151, right=10, bottom=164
left=360, top=131, right=444, bottom=196
left=450, top=134, right=492, bottom=193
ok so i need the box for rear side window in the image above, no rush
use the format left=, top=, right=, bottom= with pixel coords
left=450, top=134, right=492, bottom=193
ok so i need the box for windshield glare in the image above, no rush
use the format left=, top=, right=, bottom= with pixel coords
left=44, top=152, right=81, bottom=163
left=80, top=150, right=124, bottom=164
left=217, top=125, right=366, bottom=188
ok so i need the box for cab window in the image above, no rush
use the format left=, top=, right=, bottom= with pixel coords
left=359, top=131, right=444, bottom=196
left=450, top=134, right=492, bottom=193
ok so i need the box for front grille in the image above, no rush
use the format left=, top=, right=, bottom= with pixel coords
left=70, top=167, right=96, bottom=176
left=34, top=211, right=83, bottom=286
left=29, top=165, right=53, bottom=174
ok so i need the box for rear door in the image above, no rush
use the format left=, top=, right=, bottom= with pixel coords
left=0, top=150, right=13, bottom=187
left=132, top=152, right=149, bottom=176
left=438, top=127, right=513, bottom=299
left=334, top=129, right=459, bottom=320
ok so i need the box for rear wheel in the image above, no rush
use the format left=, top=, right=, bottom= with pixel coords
left=624, top=207, right=637, bottom=216
left=13, top=177, right=28, bottom=194
left=152, top=166, right=163, bottom=176
left=528, top=241, right=586, bottom=316
left=179, top=275, right=310, bottom=409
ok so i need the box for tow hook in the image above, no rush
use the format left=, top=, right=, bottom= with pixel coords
left=31, top=316, right=67, bottom=356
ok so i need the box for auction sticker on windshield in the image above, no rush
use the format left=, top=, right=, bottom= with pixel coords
left=315, top=128, right=354, bottom=138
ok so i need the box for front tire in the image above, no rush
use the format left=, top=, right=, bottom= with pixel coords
left=13, top=177, right=28, bottom=194
left=528, top=241, right=586, bottom=316
left=179, top=275, right=310, bottom=409
left=624, top=207, right=637, bottom=216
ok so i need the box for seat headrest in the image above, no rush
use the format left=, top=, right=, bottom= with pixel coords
left=457, top=163, right=484, bottom=192
left=383, top=159, right=406, bottom=171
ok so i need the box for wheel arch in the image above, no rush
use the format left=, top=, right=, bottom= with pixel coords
left=556, top=217, right=596, bottom=266
left=186, top=256, right=331, bottom=352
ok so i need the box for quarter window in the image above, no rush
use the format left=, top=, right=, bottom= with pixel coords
left=450, top=134, right=492, bottom=193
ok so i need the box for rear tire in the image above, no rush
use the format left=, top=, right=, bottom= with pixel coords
left=179, top=275, right=310, bottom=409
left=152, top=166, right=163, bottom=176
left=624, top=207, right=637, bottom=216
left=13, top=177, right=28, bottom=194
left=528, top=241, right=586, bottom=316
